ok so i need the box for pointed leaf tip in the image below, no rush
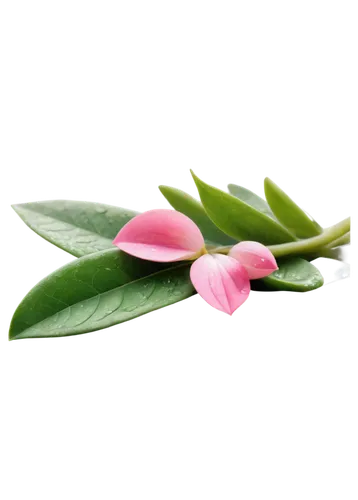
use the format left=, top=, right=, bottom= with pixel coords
left=113, top=209, right=205, bottom=262
left=229, top=241, right=278, bottom=279
left=190, top=254, right=250, bottom=315
left=192, top=173, right=296, bottom=245
left=264, top=177, right=322, bottom=238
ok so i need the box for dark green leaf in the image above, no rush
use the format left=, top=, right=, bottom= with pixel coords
left=9, top=249, right=194, bottom=340
left=228, top=184, right=275, bottom=218
left=264, top=178, right=322, bottom=238
left=261, top=257, right=324, bottom=292
left=159, top=185, right=236, bottom=246
left=191, top=171, right=296, bottom=245
left=12, top=200, right=137, bottom=257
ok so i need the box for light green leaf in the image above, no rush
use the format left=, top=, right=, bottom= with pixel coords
left=228, top=184, right=275, bottom=218
left=264, top=178, right=322, bottom=238
left=261, top=257, right=324, bottom=292
left=159, top=185, right=236, bottom=245
left=9, top=249, right=194, bottom=340
left=12, top=200, right=137, bottom=257
left=191, top=171, right=296, bottom=245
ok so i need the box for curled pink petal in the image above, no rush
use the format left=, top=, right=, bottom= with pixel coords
left=229, top=241, right=278, bottom=279
left=113, top=209, right=205, bottom=262
left=190, top=254, right=250, bottom=315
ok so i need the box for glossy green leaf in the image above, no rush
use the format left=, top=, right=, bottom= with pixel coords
left=261, top=257, right=324, bottom=292
left=12, top=200, right=138, bottom=257
left=227, top=184, right=275, bottom=218
left=9, top=249, right=194, bottom=340
left=191, top=171, right=296, bottom=245
left=159, top=185, right=236, bottom=246
left=264, top=178, right=322, bottom=238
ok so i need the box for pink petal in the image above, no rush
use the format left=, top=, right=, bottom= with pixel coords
left=190, top=254, right=250, bottom=315
left=229, top=241, right=278, bottom=279
left=113, top=209, right=205, bottom=262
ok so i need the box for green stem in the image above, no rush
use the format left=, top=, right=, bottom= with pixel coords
left=211, top=245, right=232, bottom=255
left=210, top=218, right=350, bottom=259
left=325, top=231, right=350, bottom=249
left=268, top=218, right=350, bottom=258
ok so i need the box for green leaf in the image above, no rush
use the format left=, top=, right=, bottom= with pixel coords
left=228, top=184, right=275, bottom=218
left=264, top=178, right=322, bottom=238
left=261, top=257, right=324, bottom=292
left=159, top=185, right=236, bottom=246
left=191, top=171, right=296, bottom=245
left=9, top=249, right=194, bottom=340
left=12, top=200, right=138, bottom=257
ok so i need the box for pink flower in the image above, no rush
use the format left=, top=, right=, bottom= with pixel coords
left=228, top=241, right=278, bottom=279
left=113, top=209, right=277, bottom=315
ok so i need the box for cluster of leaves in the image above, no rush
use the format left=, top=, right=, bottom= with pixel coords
left=9, top=174, right=343, bottom=340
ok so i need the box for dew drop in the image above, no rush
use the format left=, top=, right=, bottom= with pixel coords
left=171, top=283, right=182, bottom=296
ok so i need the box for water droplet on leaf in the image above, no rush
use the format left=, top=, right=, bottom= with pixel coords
left=171, top=283, right=182, bottom=295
